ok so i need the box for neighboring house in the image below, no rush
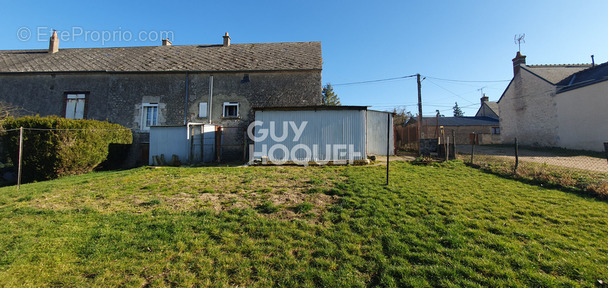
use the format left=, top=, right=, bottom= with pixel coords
left=0, top=32, right=322, bottom=164
left=417, top=115, right=500, bottom=145
left=553, top=61, right=608, bottom=151
left=400, top=95, right=501, bottom=146
left=475, top=94, right=499, bottom=119
left=498, top=52, right=607, bottom=151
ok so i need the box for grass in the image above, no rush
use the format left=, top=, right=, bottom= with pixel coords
left=462, top=154, right=608, bottom=199
left=478, top=144, right=606, bottom=158
left=0, top=162, right=607, bottom=287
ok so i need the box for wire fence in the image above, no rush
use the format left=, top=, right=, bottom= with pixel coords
left=455, top=139, right=608, bottom=198
left=0, top=127, right=133, bottom=188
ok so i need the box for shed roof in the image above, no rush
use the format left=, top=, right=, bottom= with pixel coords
left=0, top=42, right=322, bottom=73
left=253, top=105, right=369, bottom=111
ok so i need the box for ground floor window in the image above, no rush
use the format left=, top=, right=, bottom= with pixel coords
left=492, top=127, right=500, bottom=134
left=223, top=102, right=239, bottom=118
left=65, top=93, right=87, bottom=119
left=142, top=103, right=158, bottom=130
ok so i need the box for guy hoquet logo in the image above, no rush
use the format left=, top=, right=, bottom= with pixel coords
left=247, top=121, right=362, bottom=166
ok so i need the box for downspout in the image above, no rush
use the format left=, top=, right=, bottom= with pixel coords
left=208, top=75, right=213, bottom=124
left=184, top=72, right=190, bottom=125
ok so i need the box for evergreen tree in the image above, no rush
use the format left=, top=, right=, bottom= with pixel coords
left=453, top=102, right=464, bottom=117
left=322, top=84, right=341, bottom=106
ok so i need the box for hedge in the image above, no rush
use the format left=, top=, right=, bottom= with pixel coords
left=1, top=116, right=132, bottom=182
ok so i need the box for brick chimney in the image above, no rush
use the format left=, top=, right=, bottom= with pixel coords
left=162, top=39, right=172, bottom=46
left=223, top=32, right=231, bottom=47
left=49, top=31, right=59, bottom=54
left=512, top=51, right=526, bottom=76
left=480, top=94, right=489, bottom=106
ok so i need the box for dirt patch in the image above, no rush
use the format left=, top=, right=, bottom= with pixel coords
left=25, top=166, right=346, bottom=223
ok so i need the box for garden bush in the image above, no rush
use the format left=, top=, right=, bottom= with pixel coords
left=1, top=116, right=132, bottom=182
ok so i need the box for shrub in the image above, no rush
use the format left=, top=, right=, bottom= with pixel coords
left=1, top=116, right=132, bottom=182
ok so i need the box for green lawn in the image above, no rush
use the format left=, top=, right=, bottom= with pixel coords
left=0, top=162, right=607, bottom=287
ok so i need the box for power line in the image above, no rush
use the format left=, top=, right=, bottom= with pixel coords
left=425, top=79, right=475, bottom=104
left=424, top=76, right=511, bottom=83
left=332, top=74, right=417, bottom=86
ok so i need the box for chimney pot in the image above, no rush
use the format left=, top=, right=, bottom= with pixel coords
left=49, top=30, right=59, bottom=54
left=162, top=39, right=172, bottom=46
left=223, top=32, right=231, bottom=47
left=512, top=51, right=527, bottom=76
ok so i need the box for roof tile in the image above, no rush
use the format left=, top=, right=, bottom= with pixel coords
left=0, top=42, right=322, bottom=73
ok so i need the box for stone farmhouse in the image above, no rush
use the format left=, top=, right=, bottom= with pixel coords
left=0, top=32, right=323, bottom=164
left=498, top=52, right=607, bottom=151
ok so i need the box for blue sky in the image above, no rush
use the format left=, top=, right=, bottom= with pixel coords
left=2, top=0, right=607, bottom=116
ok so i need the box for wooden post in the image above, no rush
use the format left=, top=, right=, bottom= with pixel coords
left=386, top=113, right=390, bottom=186
left=470, top=132, right=475, bottom=164
left=604, top=142, right=608, bottom=165
left=445, top=136, right=449, bottom=162
left=514, top=137, right=519, bottom=174
left=417, top=73, right=423, bottom=155
left=17, top=127, right=23, bottom=189
left=451, top=129, right=456, bottom=160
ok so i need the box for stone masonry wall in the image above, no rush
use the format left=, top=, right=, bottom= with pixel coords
left=498, top=69, right=559, bottom=147
left=0, top=70, right=322, bottom=164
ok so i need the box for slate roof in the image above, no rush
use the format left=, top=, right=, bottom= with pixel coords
left=421, top=116, right=499, bottom=127
left=0, top=42, right=322, bottom=73
left=555, top=61, right=608, bottom=93
left=522, top=64, right=591, bottom=84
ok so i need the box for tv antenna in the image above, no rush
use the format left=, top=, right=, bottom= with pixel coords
left=477, top=86, right=486, bottom=96
left=514, top=34, right=525, bottom=52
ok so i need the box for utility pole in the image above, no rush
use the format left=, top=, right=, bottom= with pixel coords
left=417, top=74, right=423, bottom=155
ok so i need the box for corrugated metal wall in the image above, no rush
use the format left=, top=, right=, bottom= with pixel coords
left=149, top=124, right=216, bottom=165
left=253, top=110, right=367, bottom=163
left=366, top=110, right=395, bottom=155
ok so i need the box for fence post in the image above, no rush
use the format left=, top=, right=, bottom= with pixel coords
left=470, top=132, right=475, bottom=164
left=445, top=136, right=449, bottom=162
left=514, top=137, right=519, bottom=174
left=386, top=113, right=390, bottom=186
left=451, top=129, right=456, bottom=160
left=17, top=127, right=23, bottom=189
left=604, top=142, right=608, bottom=165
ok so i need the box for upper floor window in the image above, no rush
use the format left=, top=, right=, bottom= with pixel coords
left=65, top=93, right=86, bottom=119
left=223, top=102, right=239, bottom=118
left=142, top=103, right=158, bottom=130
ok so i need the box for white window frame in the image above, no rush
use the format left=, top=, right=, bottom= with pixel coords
left=141, top=103, right=159, bottom=130
left=65, top=93, right=86, bottom=119
left=198, top=102, right=208, bottom=118
left=222, top=102, right=239, bottom=118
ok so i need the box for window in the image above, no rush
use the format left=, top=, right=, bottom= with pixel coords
left=141, top=103, right=158, bottom=130
left=198, top=102, right=208, bottom=118
left=65, top=93, right=86, bottom=119
left=223, top=102, right=239, bottom=118
left=492, top=127, right=500, bottom=134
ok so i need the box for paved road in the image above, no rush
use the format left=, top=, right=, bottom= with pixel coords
left=456, top=145, right=608, bottom=173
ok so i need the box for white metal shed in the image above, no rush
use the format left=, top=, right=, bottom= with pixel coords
left=251, top=106, right=393, bottom=164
